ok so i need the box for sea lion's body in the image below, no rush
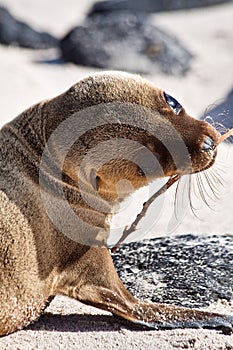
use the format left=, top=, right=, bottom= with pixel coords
left=0, top=72, right=232, bottom=336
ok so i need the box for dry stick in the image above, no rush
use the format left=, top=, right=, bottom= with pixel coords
left=220, top=127, right=233, bottom=143
left=111, top=174, right=180, bottom=253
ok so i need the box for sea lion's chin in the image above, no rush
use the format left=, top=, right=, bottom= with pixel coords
left=189, top=148, right=217, bottom=174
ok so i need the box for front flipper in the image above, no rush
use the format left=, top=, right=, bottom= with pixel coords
left=76, top=284, right=233, bottom=334
left=58, top=247, right=232, bottom=334
left=131, top=303, right=233, bottom=335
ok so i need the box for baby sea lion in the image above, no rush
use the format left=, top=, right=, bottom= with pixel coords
left=0, top=71, right=232, bottom=336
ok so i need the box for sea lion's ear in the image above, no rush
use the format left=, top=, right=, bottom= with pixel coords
left=90, top=169, right=101, bottom=191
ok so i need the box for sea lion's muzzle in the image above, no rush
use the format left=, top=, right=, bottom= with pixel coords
left=191, top=120, right=220, bottom=172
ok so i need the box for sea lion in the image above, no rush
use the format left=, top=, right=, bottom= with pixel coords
left=0, top=71, right=232, bottom=336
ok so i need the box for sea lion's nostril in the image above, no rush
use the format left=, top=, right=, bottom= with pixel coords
left=202, top=136, right=215, bottom=152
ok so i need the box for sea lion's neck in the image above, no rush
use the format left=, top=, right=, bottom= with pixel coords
left=8, top=102, right=47, bottom=153
left=1, top=104, right=113, bottom=245
left=1, top=98, right=68, bottom=178
left=38, top=168, right=113, bottom=247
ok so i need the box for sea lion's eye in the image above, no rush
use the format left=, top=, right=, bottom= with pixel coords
left=163, top=92, right=182, bottom=115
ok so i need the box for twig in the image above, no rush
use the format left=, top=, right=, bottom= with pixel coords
left=220, top=128, right=233, bottom=143
left=111, top=174, right=180, bottom=253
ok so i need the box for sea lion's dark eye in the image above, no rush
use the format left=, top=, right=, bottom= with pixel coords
left=163, top=92, right=182, bottom=115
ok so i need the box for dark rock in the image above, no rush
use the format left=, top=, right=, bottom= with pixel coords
left=60, top=12, right=192, bottom=75
left=201, top=89, right=233, bottom=139
left=0, top=6, right=58, bottom=49
left=112, top=234, right=233, bottom=308
left=89, top=0, right=233, bottom=15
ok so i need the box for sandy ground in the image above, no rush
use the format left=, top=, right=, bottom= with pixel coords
left=0, top=1, right=233, bottom=349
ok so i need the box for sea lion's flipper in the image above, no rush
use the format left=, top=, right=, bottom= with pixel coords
left=69, top=248, right=233, bottom=333
left=76, top=284, right=233, bottom=333
left=125, top=302, right=233, bottom=334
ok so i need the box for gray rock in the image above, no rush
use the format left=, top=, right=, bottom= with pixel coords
left=0, top=6, right=58, bottom=49
left=112, top=234, right=233, bottom=308
left=60, top=12, right=193, bottom=75
left=89, top=0, right=233, bottom=15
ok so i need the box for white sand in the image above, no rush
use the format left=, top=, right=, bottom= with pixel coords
left=0, top=1, right=233, bottom=349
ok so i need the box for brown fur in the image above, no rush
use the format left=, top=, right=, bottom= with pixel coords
left=0, top=71, right=228, bottom=336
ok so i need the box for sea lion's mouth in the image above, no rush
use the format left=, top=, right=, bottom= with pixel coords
left=192, top=147, right=217, bottom=174
left=199, top=155, right=217, bottom=172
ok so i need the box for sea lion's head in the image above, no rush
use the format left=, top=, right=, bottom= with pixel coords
left=45, top=71, right=220, bottom=203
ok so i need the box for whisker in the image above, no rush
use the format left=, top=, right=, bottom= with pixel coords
left=174, top=176, right=181, bottom=220
left=189, top=174, right=201, bottom=217
left=173, top=174, right=189, bottom=220
left=215, top=123, right=228, bottom=134
left=178, top=105, right=232, bottom=217
left=172, top=168, right=224, bottom=220
left=199, top=173, right=214, bottom=201
left=204, top=107, right=233, bottom=141
left=203, top=103, right=219, bottom=121
left=209, top=167, right=226, bottom=186
left=203, top=171, right=221, bottom=200
left=210, top=169, right=225, bottom=187
left=196, top=173, right=211, bottom=208
left=173, top=174, right=197, bottom=220
left=192, top=174, right=200, bottom=199
left=203, top=115, right=215, bottom=126
left=205, top=171, right=221, bottom=193
left=203, top=174, right=221, bottom=209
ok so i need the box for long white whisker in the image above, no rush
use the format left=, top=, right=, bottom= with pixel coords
left=203, top=171, right=221, bottom=199
left=196, top=174, right=210, bottom=207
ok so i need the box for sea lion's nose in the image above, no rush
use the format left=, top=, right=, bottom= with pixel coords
left=202, top=136, right=215, bottom=152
